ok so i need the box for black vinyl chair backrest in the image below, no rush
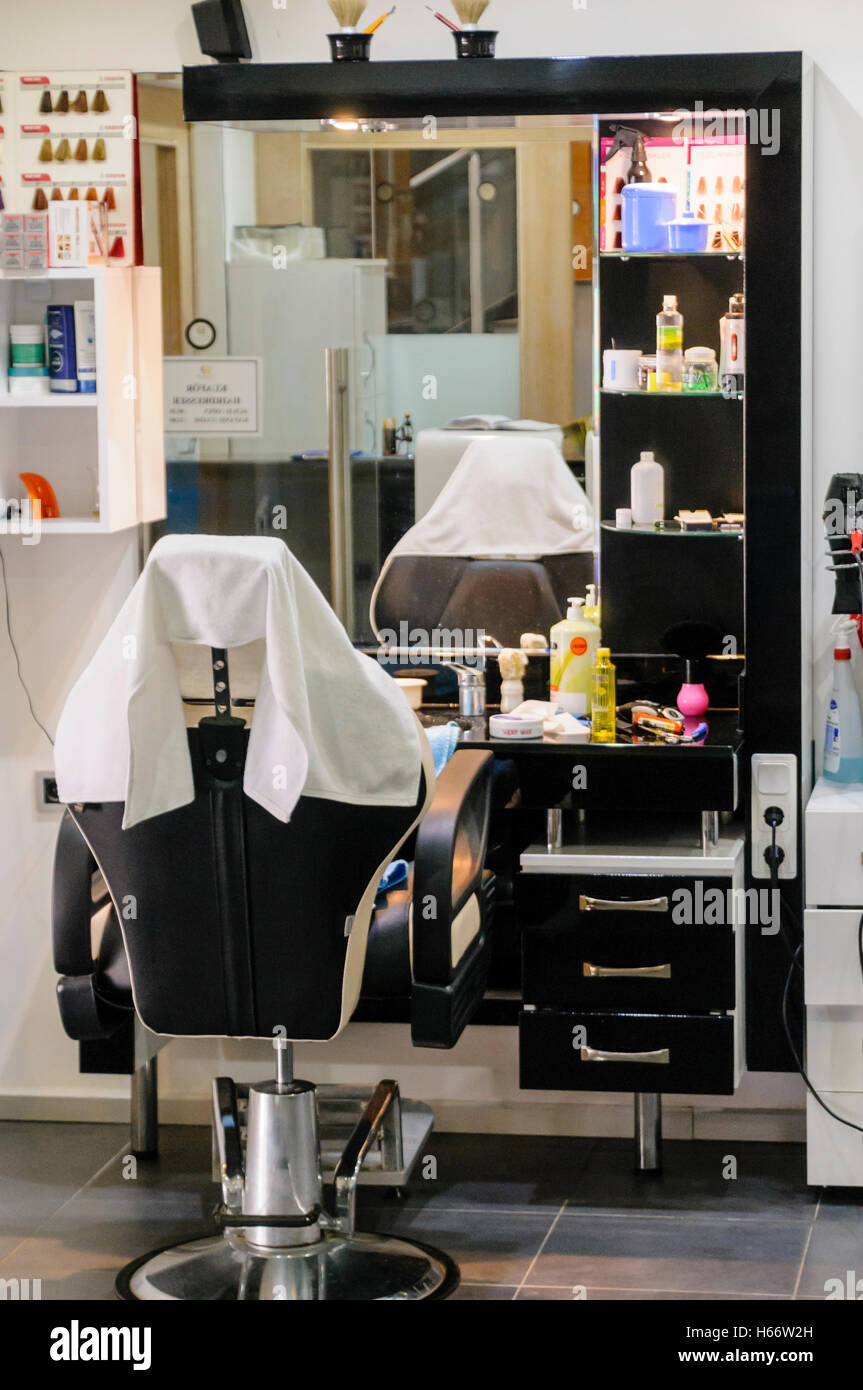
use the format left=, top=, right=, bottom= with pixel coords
left=69, top=717, right=427, bottom=1042
left=373, top=553, right=595, bottom=648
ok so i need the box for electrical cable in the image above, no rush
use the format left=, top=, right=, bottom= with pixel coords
left=0, top=543, right=54, bottom=749
left=765, top=820, right=863, bottom=1136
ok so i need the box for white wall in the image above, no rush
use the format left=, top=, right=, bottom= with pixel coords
left=2, top=0, right=853, bottom=1133
left=0, top=534, right=139, bottom=1107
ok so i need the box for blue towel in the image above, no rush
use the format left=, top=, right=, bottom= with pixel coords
left=378, top=858, right=409, bottom=894
left=377, top=724, right=461, bottom=896
left=425, top=721, right=461, bottom=777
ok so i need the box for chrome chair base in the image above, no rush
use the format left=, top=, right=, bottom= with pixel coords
left=116, top=1229, right=459, bottom=1301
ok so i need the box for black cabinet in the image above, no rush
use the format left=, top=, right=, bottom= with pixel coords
left=517, top=864, right=742, bottom=1095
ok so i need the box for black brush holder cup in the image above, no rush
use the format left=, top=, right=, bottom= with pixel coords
left=328, top=32, right=372, bottom=61
left=454, top=29, right=498, bottom=58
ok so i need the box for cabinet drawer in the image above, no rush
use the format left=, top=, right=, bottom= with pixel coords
left=523, top=919, right=734, bottom=1011
left=519, top=1009, right=736, bottom=1095
left=518, top=872, right=736, bottom=928
left=804, top=910, right=863, bottom=1006
left=519, top=872, right=736, bottom=1010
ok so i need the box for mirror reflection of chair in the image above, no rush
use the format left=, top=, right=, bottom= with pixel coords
left=51, top=536, right=493, bottom=1301
left=371, top=437, right=596, bottom=651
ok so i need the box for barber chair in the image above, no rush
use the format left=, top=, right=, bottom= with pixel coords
left=53, top=644, right=494, bottom=1300
left=372, top=553, right=595, bottom=650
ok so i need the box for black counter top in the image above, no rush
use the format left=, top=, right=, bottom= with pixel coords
left=420, top=709, right=742, bottom=813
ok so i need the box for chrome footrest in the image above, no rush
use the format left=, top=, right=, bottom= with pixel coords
left=212, top=1084, right=434, bottom=1189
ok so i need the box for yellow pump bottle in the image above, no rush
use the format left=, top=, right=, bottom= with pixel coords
left=550, top=597, right=600, bottom=716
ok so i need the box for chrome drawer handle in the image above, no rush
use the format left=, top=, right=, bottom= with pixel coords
left=582, top=961, right=672, bottom=980
left=580, top=1045, right=670, bottom=1065
left=579, top=895, right=669, bottom=913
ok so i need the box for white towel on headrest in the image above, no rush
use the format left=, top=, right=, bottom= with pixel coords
left=387, top=436, right=592, bottom=559
left=370, top=437, right=594, bottom=634
left=54, top=535, right=423, bottom=830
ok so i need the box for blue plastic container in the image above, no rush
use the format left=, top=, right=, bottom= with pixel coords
left=621, top=183, right=677, bottom=252
left=666, top=211, right=709, bottom=252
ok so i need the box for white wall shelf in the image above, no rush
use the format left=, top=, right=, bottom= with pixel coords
left=0, top=265, right=165, bottom=533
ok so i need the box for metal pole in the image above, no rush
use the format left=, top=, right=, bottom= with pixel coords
left=275, top=1039, right=294, bottom=1090
left=547, top=807, right=563, bottom=853
left=468, top=152, right=484, bottom=334
left=701, top=810, right=719, bottom=852
left=634, top=1092, right=662, bottom=1172
left=131, top=1056, right=158, bottom=1157
left=326, top=347, right=354, bottom=631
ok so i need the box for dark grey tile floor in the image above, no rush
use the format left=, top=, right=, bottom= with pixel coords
left=0, top=1121, right=860, bottom=1301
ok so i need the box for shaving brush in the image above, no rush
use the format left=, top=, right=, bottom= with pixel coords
left=453, top=0, right=490, bottom=28
left=499, top=648, right=529, bottom=713
left=328, top=0, right=367, bottom=31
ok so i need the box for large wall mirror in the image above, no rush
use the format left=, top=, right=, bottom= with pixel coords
left=138, top=77, right=597, bottom=651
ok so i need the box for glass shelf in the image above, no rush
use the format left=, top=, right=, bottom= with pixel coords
left=600, top=251, right=744, bottom=261
left=601, top=521, right=743, bottom=538
left=600, top=388, right=743, bottom=401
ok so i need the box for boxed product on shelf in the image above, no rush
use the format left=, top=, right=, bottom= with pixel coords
left=48, top=200, right=106, bottom=266
left=0, top=70, right=138, bottom=266
left=0, top=73, right=8, bottom=215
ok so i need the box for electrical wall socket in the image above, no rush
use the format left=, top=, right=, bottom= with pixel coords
left=751, top=753, right=798, bottom=879
left=37, top=772, right=61, bottom=811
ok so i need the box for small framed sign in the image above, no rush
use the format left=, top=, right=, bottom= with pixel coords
left=163, top=356, right=262, bottom=436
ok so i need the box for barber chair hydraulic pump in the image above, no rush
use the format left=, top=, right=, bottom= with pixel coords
left=119, top=1040, right=457, bottom=1300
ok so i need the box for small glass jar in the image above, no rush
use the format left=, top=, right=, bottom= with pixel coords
left=683, top=346, right=719, bottom=393
left=638, top=354, right=657, bottom=391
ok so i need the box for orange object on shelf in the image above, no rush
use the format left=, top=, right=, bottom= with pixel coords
left=19, top=473, right=61, bottom=520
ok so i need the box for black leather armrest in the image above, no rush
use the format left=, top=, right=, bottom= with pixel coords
left=52, top=811, right=132, bottom=1041
left=53, top=811, right=103, bottom=976
left=412, top=749, right=493, bottom=986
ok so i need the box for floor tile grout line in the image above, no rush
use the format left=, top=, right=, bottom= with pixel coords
left=791, top=1191, right=821, bottom=1301
left=0, top=1135, right=133, bottom=1253
left=512, top=1201, right=568, bottom=1298
left=502, top=1283, right=796, bottom=1297
left=388, top=1204, right=817, bottom=1223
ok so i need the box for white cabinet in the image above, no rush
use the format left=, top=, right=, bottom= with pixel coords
left=0, top=266, right=164, bottom=533
left=804, top=779, right=863, bottom=1184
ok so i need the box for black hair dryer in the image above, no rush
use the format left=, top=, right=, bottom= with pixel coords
left=824, top=473, right=863, bottom=613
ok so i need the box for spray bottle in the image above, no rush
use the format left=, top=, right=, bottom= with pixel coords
left=824, top=626, right=863, bottom=782
left=602, top=125, right=653, bottom=184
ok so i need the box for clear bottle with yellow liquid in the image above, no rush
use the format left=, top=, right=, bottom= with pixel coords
left=550, top=597, right=600, bottom=715
left=591, top=648, right=617, bottom=742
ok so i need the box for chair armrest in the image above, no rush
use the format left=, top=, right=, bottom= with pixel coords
left=412, top=749, right=493, bottom=985
left=53, top=810, right=103, bottom=977
left=53, top=810, right=132, bottom=1041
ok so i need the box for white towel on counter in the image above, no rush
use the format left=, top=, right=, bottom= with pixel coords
left=54, top=534, right=424, bottom=829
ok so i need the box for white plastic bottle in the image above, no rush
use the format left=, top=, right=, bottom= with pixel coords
left=824, top=641, right=863, bottom=782
left=630, top=450, right=665, bottom=525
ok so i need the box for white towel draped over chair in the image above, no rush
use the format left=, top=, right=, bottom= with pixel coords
left=55, top=534, right=424, bottom=829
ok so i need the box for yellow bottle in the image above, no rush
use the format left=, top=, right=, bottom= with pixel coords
left=591, top=648, right=616, bottom=743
